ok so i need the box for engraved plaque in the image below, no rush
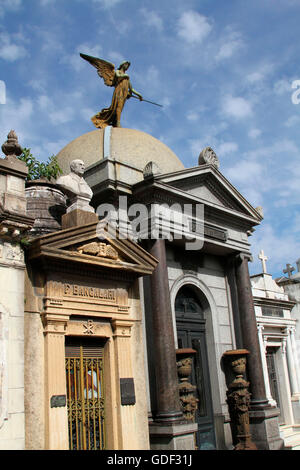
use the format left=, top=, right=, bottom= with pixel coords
left=50, top=395, right=66, bottom=408
left=120, top=378, right=136, bottom=406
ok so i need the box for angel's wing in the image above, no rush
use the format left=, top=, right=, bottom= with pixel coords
left=80, top=53, right=116, bottom=87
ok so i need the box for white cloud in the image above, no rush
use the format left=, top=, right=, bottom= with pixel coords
left=49, top=107, right=73, bottom=125
left=140, top=8, right=163, bottom=31
left=37, top=94, right=52, bottom=111
left=248, top=128, right=262, bottom=139
left=37, top=90, right=81, bottom=125
left=285, top=115, right=300, bottom=127
left=273, top=78, right=293, bottom=95
left=221, top=94, right=253, bottom=119
left=27, top=78, right=47, bottom=93
left=217, top=141, right=238, bottom=156
left=186, top=111, right=199, bottom=122
left=226, top=160, right=263, bottom=185
left=177, top=11, right=212, bottom=44
left=91, top=0, right=123, bottom=8
left=0, top=96, right=34, bottom=147
left=246, top=63, right=274, bottom=83
left=0, top=31, right=28, bottom=61
left=62, top=43, right=103, bottom=72
left=215, top=31, right=244, bottom=61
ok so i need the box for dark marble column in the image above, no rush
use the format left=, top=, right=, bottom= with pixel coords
left=226, top=255, right=243, bottom=350
left=235, top=253, right=269, bottom=410
left=148, top=238, right=183, bottom=423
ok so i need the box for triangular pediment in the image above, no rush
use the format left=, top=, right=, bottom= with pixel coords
left=28, top=220, right=157, bottom=275
left=155, top=165, right=262, bottom=221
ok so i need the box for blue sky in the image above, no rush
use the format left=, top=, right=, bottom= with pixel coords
left=0, top=0, right=300, bottom=277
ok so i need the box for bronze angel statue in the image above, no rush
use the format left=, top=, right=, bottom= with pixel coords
left=80, top=53, right=143, bottom=128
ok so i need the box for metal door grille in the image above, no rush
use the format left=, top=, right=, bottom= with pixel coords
left=65, top=339, right=105, bottom=450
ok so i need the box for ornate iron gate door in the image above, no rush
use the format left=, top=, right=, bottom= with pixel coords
left=65, top=338, right=106, bottom=450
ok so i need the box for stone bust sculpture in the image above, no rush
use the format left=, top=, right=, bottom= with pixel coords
left=56, top=159, right=94, bottom=213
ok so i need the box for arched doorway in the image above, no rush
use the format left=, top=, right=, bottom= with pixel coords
left=175, top=285, right=216, bottom=450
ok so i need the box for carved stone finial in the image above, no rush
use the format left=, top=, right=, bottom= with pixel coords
left=255, top=206, right=264, bottom=218
left=198, top=147, right=220, bottom=169
left=2, top=130, right=23, bottom=159
left=143, top=161, right=161, bottom=179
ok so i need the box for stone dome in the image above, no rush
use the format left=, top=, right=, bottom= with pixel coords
left=56, top=128, right=184, bottom=175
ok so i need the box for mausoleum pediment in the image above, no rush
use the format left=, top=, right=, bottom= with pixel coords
left=154, top=165, right=262, bottom=222
left=28, top=220, right=157, bottom=276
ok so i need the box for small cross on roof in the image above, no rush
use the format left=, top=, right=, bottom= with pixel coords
left=283, top=263, right=295, bottom=278
left=258, top=249, right=268, bottom=274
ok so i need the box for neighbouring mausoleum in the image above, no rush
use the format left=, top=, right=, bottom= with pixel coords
left=250, top=251, right=300, bottom=449
left=0, top=126, right=286, bottom=450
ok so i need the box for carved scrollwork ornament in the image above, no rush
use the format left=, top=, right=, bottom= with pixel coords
left=143, top=161, right=161, bottom=179
left=223, top=349, right=257, bottom=450
left=198, top=147, right=220, bottom=169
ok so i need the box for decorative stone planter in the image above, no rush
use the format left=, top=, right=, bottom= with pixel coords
left=25, top=180, right=67, bottom=236
left=176, top=348, right=198, bottom=422
left=223, top=349, right=257, bottom=450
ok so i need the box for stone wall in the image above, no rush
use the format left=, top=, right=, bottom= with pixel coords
left=0, top=241, right=26, bottom=449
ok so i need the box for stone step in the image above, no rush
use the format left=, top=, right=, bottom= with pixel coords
left=281, top=424, right=300, bottom=438
left=280, top=425, right=300, bottom=450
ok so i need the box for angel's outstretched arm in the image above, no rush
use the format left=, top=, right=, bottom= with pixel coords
left=128, top=81, right=143, bottom=101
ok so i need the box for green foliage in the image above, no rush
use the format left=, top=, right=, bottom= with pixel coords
left=19, top=237, right=32, bottom=248
left=18, top=148, right=62, bottom=181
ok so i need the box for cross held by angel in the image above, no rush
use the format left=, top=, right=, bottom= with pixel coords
left=80, top=53, right=145, bottom=129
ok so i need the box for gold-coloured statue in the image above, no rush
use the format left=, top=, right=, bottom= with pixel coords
left=80, top=53, right=144, bottom=128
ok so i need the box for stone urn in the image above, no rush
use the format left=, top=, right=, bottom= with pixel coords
left=223, top=349, right=257, bottom=450
left=176, top=348, right=198, bottom=422
left=25, top=180, right=67, bottom=236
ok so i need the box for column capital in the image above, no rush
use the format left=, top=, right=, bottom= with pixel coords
left=111, top=319, right=133, bottom=338
left=42, top=312, right=69, bottom=335
left=285, top=325, right=295, bottom=335
left=235, top=252, right=253, bottom=263
left=281, top=337, right=287, bottom=355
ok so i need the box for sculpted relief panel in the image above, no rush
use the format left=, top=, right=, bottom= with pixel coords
left=76, top=241, right=119, bottom=260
